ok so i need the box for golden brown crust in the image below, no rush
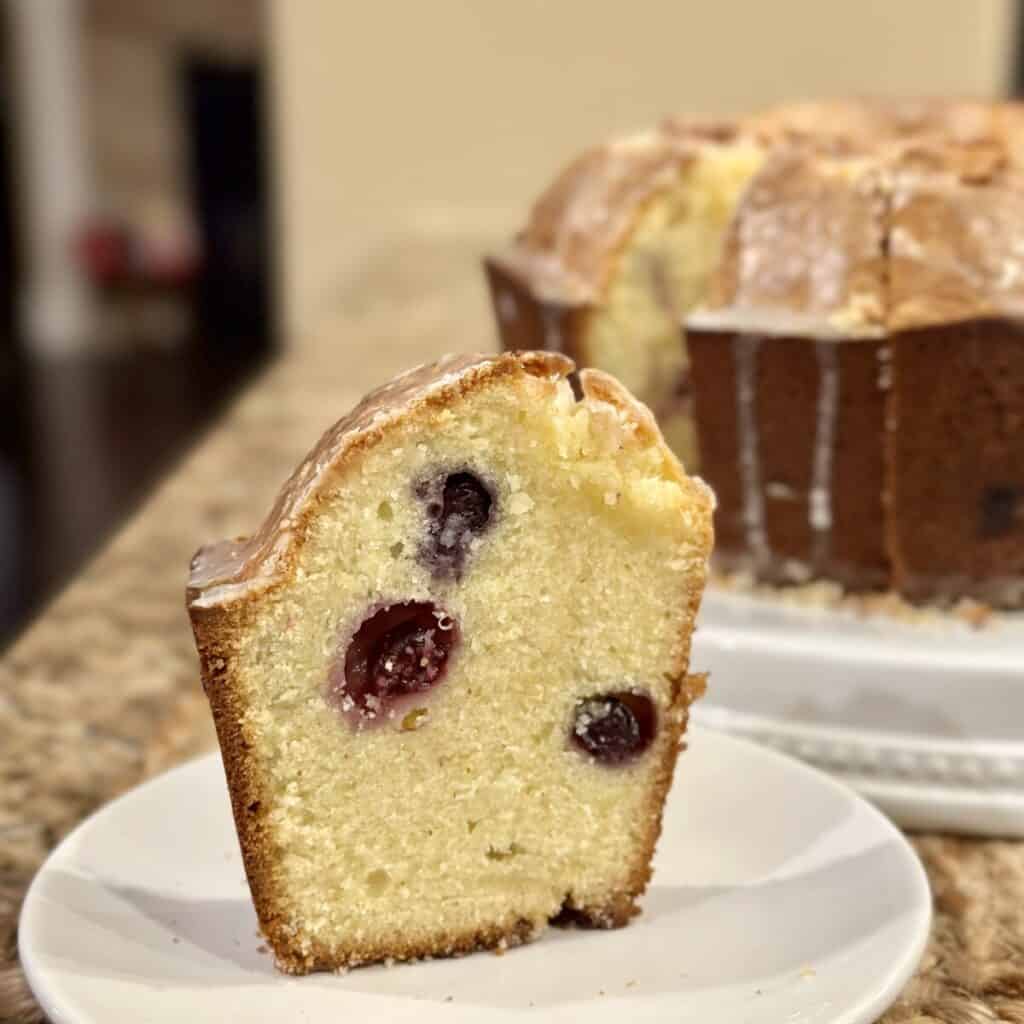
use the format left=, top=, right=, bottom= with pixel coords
left=188, top=350, right=710, bottom=974
left=273, top=917, right=543, bottom=975
left=189, top=600, right=286, bottom=957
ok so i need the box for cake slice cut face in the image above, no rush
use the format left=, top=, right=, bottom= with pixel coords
left=187, top=351, right=713, bottom=974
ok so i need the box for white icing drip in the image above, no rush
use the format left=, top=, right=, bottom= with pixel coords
left=541, top=306, right=563, bottom=352
left=765, top=481, right=798, bottom=501
left=686, top=306, right=884, bottom=339
left=779, top=558, right=813, bottom=583
left=889, top=225, right=925, bottom=260
left=733, top=335, right=768, bottom=564
left=809, top=341, right=840, bottom=569
left=190, top=579, right=267, bottom=609
left=497, top=290, right=518, bottom=322
left=997, top=260, right=1024, bottom=290
left=876, top=344, right=892, bottom=391
left=491, top=248, right=594, bottom=305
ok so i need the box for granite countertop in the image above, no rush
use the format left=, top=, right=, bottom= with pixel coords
left=1, top=233, right=1022, bottom=1023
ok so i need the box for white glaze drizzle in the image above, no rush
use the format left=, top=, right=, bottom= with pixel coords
left=876, top=343, right=892, bottom=391
left=541, top=305, right=563, bottom=352
left=733, top=334, right=768, bottom=564
left=497, top=289, right=518, bottom=323
left=809, top=340, right=840, bottom=568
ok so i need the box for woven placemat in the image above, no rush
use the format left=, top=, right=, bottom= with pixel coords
left=2, top=233, right=1022, bottom=1023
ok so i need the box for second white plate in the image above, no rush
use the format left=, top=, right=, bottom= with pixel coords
left=692, top=587, right=1024, bottom=836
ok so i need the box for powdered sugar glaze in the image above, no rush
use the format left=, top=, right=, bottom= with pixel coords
left=188, top=353, right=573, bottom=608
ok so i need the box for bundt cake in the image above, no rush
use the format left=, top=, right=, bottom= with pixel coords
left=487, top=99, right=1024, bottom=607
left=187, top=351, right=712, bottom=973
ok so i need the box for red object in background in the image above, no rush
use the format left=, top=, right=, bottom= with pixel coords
left=76, top=223, right=132, bottom=286
left=74, top=220, right=200, bottom=290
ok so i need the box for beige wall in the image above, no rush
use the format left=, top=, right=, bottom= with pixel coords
left=271, top=0, right=1017, bottom=340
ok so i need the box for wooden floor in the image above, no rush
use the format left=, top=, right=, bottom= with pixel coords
left=0, top=342, right=268, bottom=648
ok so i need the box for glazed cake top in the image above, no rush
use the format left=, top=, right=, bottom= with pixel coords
left=187, top=353, right=571, bottom=610
left=887, top=136, right=1024, bottom=331
left=495, top=126, right=723, bottom=304
left=493, top=99, right=1024, bottom=336
left=187, top=350, right=698, bottom=612
left=691, top=149, right=889, bottom=338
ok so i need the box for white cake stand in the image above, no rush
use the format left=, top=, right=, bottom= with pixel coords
left=690, top=586, right=1024, bottom=837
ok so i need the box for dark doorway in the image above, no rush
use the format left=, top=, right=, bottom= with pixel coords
left=0, top=5, right=28, bottom=640
left=0, top=8, right=19, bottom=361
left=1015, top=2, right=1024, bottom=96
left=182, top=56, right=274, bottom=354
left=0, top=34, right=275, bottom=651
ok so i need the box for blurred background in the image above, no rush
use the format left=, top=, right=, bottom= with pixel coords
left=0, top=0, right=1018, bottom=647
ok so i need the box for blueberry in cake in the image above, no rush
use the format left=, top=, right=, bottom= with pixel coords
left=187, top=351, right=712, bottom=973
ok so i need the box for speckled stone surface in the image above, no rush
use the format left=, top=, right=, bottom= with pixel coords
left=1, top=234, right=1022, bottom=1023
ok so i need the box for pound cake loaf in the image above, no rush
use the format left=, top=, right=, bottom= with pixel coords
left=187, top=351, right=712, bottom=973
left=488, top=99, right=1024, bottom=607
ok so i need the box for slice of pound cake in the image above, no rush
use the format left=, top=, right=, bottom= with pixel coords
left=187, top=351, right=713, bottom=973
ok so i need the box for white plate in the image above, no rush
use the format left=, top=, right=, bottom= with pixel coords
left=692, top=587, right=1024, bottom=836
left=20, top=727, right=930, bottom=1024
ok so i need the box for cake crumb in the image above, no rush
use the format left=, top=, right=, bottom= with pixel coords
left=626, top=979, right=638, bottom=988
left=712, top=569, right=1010, bottom=629
left=953, top=598, right=993, bottom=629
left=508, top=491, right=534, bottom=515
left=800, top=965, right=816, bottom=979
left=401, top=708, right=429, bottom=731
